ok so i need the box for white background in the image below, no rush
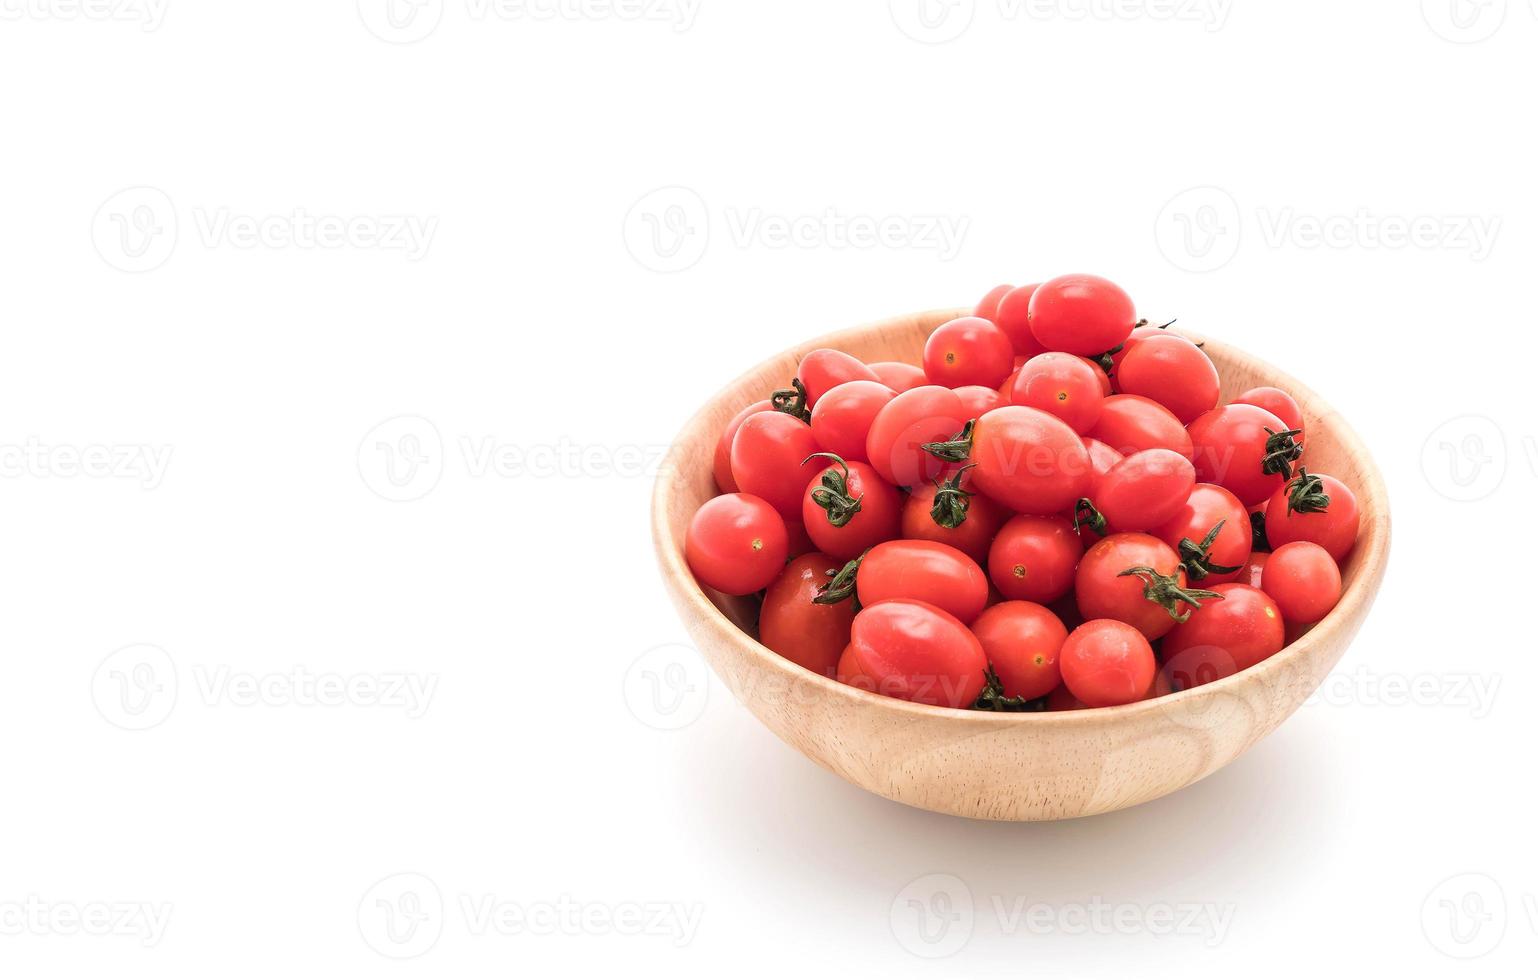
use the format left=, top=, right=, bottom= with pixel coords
left=1, top=0, right=1533, bottom=975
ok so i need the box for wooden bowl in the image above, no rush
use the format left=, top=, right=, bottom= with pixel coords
left=652, top=309, right=1391, bottom=821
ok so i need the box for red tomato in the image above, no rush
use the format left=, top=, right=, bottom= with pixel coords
left=1075, top=532, right=1221, bottom=640
left=784, top=519, right=815, bottom=559
left=713, top=399, right=772, bottom=492
left=1028, top=274, right=1137, bottom=357
left=798, top=349, right=879, bottom=406
left=1089, top=394, right=1194, bottom=459
left=866, top=361, right=927, bottom=393
left=684, top=493, right=788, bottom=595
left=923, top=316, right=1014, bottom=388
left=1263, top=469, right=1359, bottom=562
left=975, top=283, right=1014, bottom=323
left=1114, top=333, right=1220, bottom=424
left=836, top=600, right=987, bottom=707
left=929, top=406, right=1091, bottom=516
left=866, top=385, right=967, bottom=487
left=800, top=454, right=902, bottom=560
left=1074, top=438, right=1125, bottom=546
left=1106, top=322, right=1166, bottom=384
left=1150, top=483, right=1252, bottom=585
left=1241, top=551, right=1268, bottom=588
left=1078, top=356, right=1113, bottom=396
left=953, top=385, right=1002, bottom=419
left=1046, top=683, right=1087, bottom=711
left=1059, top=619, right=1156, bottom=708
left=987, top=514, right=1083, bottom=604
left=1187, top=403, right=1300, bottom=507
left=759, top=553, right=855, bottom=676
left=1162, top=584, right=1284, bottom=684
left=970, top=601, right=1068, bottom=701
left=1262, top=541, right=1342, bottom=624
left=730, top=411, right=823, bottom=518
left=1233, top=386, right=1305, bottom=448
left=992, top=284, right=1046, bottom=358
left=1010, top=352, right=1105, bottom=434
left=1090, top=448, right=1195, bottom=533
left=852, top=539, right=989, bottom=624
left=809, top=380, right=895, bottom=463
left=901, top=467, right=1006, bottom=564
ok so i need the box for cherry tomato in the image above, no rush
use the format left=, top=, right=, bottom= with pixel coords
left=1059, top=619, right=1156, bottom=708
left=975, top=283, right=1014, bottom=322
left=1089, top=394, right=1194, bottom=459
left=992, top=284, right=1047, bottom=358
left=1074, top=438, right=1125, bottom=546
left=684, top=493, right=788, bottom=595
left=1262, top=541, right=1342, bottom=624
left=988, top=514, right=1083, bottom=604
left=1187, top=403, right=1299, bottom=507
left=731, top=411, right=823, bottom=518
left=800, top=454, right=902, bottom=560
left=1028, top=274, right=1137, bottom=357
left=784, top=519, right=815, bottom=559
left=1105, top=322, right=1166, bottom=384
left=867, top=361, right=927, bottom=393
left=1046, top=683, right=1087, bottom=711
left=1151, top=483, right=1251, bottom=585
left=934, top=406, right=1091, bottom=516
left=759, top=553, right=854, bottom=676
left=1009, top=352, right=1105, bottom=434
left=953, top=385, right=1002, bottom=419
left=923, top=316, right=1014, bottom=388
left=836, top=600, right=987, bottom=707
left=1162, top=583, right=1284, bottom=684
left=713, top=399, right=772, bottom=493
left=852, top=539, right=989, bottom=624
left=1090, top=448, right=1195, bottom=533
left=810, top=380, right=895, bottom=463
left=901, top=467, right=1006, bottom=564
left=1114, top=333, right=1220, bottom=424
left=1233, top=386, right=1305, bottom=448
left=1241, top=551, right=1268, bottom=588
left=1263, top=469, right=1359, bottom=562
left=865, top=385, right=967, bottom=487
left=798, top=349, right=879, bottom=406
left=1075, top=532, right=1219, bottom=640
left=1079, top=356, right=1113, bottom=396
left=970, top=601, right=1068, bottom=701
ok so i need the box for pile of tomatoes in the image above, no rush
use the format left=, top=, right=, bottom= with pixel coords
left=685, top=274, right=1360, bottom=711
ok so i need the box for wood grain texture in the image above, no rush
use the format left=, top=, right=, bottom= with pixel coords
left=651, top=309, right=1391, bottom=821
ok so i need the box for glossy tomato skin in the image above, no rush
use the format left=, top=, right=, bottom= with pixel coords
left=837, top=600, right=987, bottom=707
left=988, top=514, right=1083, bottom=604
left=1234, top=386, right=1305, bottom=448
left=810, top=380, right=895, bottom=463
left=953, top=385, right=1002, bottom=420
left=1089, top=394, right=1194, bottom=460
left=1106, top=324, right=1165, bottom=385
left=1093, top=448, right=1196, bottom=533
left=713, top=400, right=773, bottom=493
left=800, top=458, right=902, bottom=560
left=967, top=406, right=1092, bottom=516
left=1262, top=541, right=1342, bottom=624
left=1010, top=352, right=1105, bottom=434
left=1151, top=483, right=1252, bottom=585
left=684, top=493, right=788, bottom=595
left=759, top=553, right=855, bottom=676
left=901, top=470, right=1006, bottom=564
left=1264, top=472, right=1360, bottom=562
left=1028, top=274, right=1137, bottom=357
left=1075, top=532, right=1193, bottom=640
left=1059, top=619, right=1157, bottom=708
left=856, top=540, right=989, bottom=624
left=798, top=349, right=879, bottom=406
left=970, top=601, right=1068, bottom=700
left=731, top=411, right=823, bottom=518
left=976, top=283, right=1014, bottom=322
left=866, top=361, right=927, bottom=393
left=924, top=316, right=1014, bottom=389
left=1162, top=583, right=1285, bottom=684
left=866, top=385, right=967, bottom=487
left=1187, top=403, right=1297, bottom=507
left=1114, top=333, right=1220, bottom=425
left=1242, top=552, right=1268, bottom=588
left=992, top=284, right=1046, bottom=358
